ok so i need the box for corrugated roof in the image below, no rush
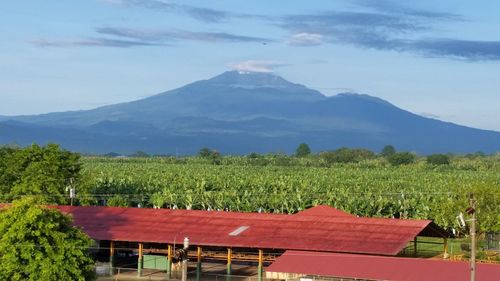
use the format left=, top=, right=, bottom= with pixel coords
left=294, top=205, right=354, bottom=217
left=47, top=205, right=446, bottom=256
left=267, top=251, right=500, bottom=281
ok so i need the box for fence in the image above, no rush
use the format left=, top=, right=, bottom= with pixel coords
left=486, top=232, right=500, bottom=251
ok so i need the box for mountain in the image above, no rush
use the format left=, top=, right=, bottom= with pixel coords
left=1, top=71, right=499, bottom=154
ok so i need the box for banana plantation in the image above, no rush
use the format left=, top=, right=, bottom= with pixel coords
left=79, top=156, right=500, bottom=233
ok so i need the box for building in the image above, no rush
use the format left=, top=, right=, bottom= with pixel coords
left=266, top=250, right=500, bottom=281
left=48, top=204, right=460, bottom=280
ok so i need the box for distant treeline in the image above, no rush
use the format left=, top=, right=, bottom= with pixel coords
left=89, top=143, right=497, bottom=167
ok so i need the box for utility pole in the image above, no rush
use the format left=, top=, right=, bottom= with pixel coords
left=182, top=237, right=189, bottom=281
left=466, top=193, right=477, bottom=281
left=69, top=178, right=75, bottom=206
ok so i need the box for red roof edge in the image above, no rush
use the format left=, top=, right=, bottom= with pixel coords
left=294, top=205, right=355, bottom=217
left=267, top=251, right=500, bottom=281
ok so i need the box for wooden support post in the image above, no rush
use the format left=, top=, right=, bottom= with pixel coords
left=443, top=238, right=449, bottom=259
left=138, top=243, right=143, bottom=277
left=413, top=237, right=418, bottom=257
left=109, top=241, right=115, bottom=276
left=258, top=249, right=263, bottom=281
left=167, top=244, right=172, bottom=279
left=196, top=246, right=202, bottom=281
left=227, top=248, right=232, bottom=281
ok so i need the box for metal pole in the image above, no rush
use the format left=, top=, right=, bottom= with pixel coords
left=182, top=237, right=189, bottom=281
left=469, top=194, right=476, bottom=281
left=70, top=188, right=74, bottom=206
left=443, top=238, right=449, bottom=259
left=109, top=241, right=115, bottom=276
left=413, top=237, right=417, bottom=257
left=68, top=178, right=76, bottom=206
left=258, top=249, right=263, bottom=281
left=69, top=178, right=75, bottom=206
left=167, top=244, right=172, bottom=279
left=196, top=246, right=202, bottom=281
left=227, top=248, right=232, bottom=281
left=138, top=243, right=143, bottom=277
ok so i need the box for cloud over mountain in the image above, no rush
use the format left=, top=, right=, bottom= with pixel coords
left=227, top=60, right=290, bottom=73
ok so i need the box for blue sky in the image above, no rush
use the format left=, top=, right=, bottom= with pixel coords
left=1, top=0, right=499, bottom=131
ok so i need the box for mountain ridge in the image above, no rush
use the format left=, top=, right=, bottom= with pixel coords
left=1, top=71, right=499, bottom=154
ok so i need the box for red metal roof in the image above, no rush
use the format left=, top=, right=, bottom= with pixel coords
left=267, top=251, right=500, bottom=281
left=294, top=205, right=355, bottom=217
left=47, top=205, right=443, bottom=256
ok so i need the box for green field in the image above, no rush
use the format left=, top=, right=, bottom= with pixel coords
left=79, top=155, right=500, bottom=233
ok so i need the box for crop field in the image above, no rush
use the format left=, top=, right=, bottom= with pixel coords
left=79, top=156, right=500, bottom=233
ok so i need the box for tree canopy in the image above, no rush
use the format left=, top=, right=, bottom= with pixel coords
left=426, top=154, right=451, bottom=165
left=381, top=145, right=396, bottom=157
left=0, top=197, right=95, bottom=281
left=320, top=147, right=375, bottom=164
left=0, top=144, right=81, bottom=204
left=295, top=143, right=311, bottom=157
left=198, top=147, right=222, bottom=164
left=387, top=152, right=416, bottom=166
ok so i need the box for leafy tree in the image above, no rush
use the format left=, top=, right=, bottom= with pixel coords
left=0, top=146, right=17, bottom=196
left=381, top=145, right=396, bottom=157
left=198, top=147, right=212, bottom=158
left=295, top=143, right=311, bottom=157
left=465, top=151, right=486, bottom=159
left=387, top=152, right=416, bottom=166
left=0, top=144, right=81, bottom=204
left=426, top=154, right=451, bottom=165
left=268, top=152, right=293, bottom=166
left=198, top=148, right=222, bottom=164
left=247, top=152, right=261, bottom=159
left=209, top=150, right=222, bottom=165
left=320, top=147, right=375, bottom=164
left=0, top=197, right=95, bottom=280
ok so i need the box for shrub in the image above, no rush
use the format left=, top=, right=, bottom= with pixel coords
left=427, top=154, right=451, bottom=165
left=387, top=152, right=416, bottom=166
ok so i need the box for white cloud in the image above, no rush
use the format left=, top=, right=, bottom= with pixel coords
left=288, top=33, right=324, bottom=46
left=227, top=60, right=289, bottom=73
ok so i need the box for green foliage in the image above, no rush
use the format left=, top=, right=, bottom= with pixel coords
left=198, top=148, right=222, bottom=164
left=295, top=143, right=311, bottom=157
left=79, top=155, right=500, bottom=232
left=198, top=148, right=212, bottom=158
left=107, top=195, right=130, bottom=207
left=0, top=197, right=95, bottom=281
left=320, top=147, right=375, bottom=164
left=381, top=145, right=396, bottom=157
left=0, top=144, right=81, bottom=204
left=246, top=153, right=269, bottom=166
left=426, top=154, right=451, bottom=165
left=387, top=152, right=416, bottom=166
left=247, top=152, right=261, bottom=159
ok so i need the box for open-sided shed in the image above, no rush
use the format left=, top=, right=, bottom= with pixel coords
left=54, top=204, right=449, bottom=256
left=1, top=203, right=452, bottom=279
